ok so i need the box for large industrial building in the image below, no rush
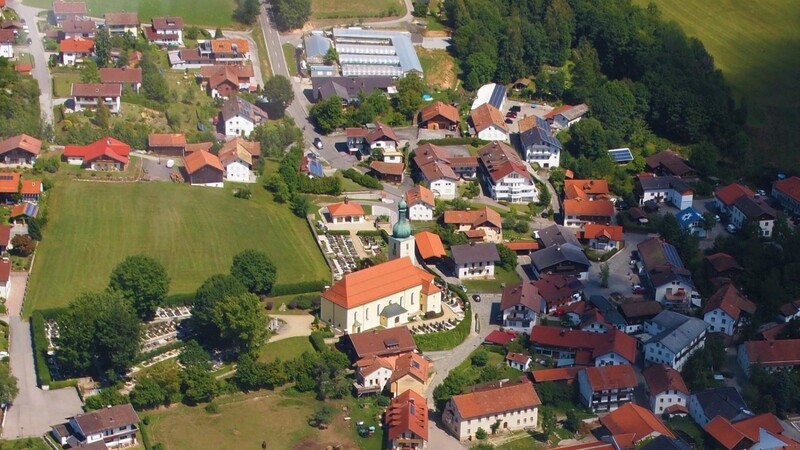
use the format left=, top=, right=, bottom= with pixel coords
left=331, top=28, right=423, bottom=78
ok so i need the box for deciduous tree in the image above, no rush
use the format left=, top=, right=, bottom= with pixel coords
left=10, top=234, right=35, bottom=256
left=108, top=255, right=170, bottom=320
left=496, top=244, right=517, bottom=271
left=192, top=274, right=248, bottom=347
left=272, top=0, right=311, bottom=31
left=212, top=292, right=270, bottom=352
left=263, top=75, right=294, bottom=117
left=310, top=96, right=344, bottom=134
left=230, top=250, right=277, bottom=295
left=0, top=364, right=18, bottom=405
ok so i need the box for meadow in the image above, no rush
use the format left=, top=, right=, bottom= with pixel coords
left=311, top=0, right=405, bottom=20
left=638, top=0, right=800, bottom=172
left=24, top=0, right=237, bottom=27
left=25, top=181, right=329, bottom=313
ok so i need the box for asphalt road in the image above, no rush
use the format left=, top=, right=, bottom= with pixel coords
left=9, top=0, right=54, bottom=126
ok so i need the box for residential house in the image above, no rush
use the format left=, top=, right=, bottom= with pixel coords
left=220, top=96, right=268, bottom=137
left=218, top=137, right=260, bottom=183
left=389, top=352, right=430, bottom=397
left=578, top=364, right=637, bottom=412
left=531, top=367, right=582, bottom=384
left=369, top=161, right=404, bottom=183
left=571, top=295, right=634, bottom=334
left=564, top=179, right=610, bottom=201
left=147, top=133, right=186, bottom=157
left=9, top=202, right=39, bottom=224
left=530, top=326, right=637, bottom=367
left=705, top=413, right=800, bottom=450
left=637, top=237, right=696, bottom=310
left=345, top=327, right=418, bottom=360
left=645, top=150, right=697, bottom=179
left=299, top=154, right=323, bottom=178
left=500, top=281, right=543, bottom=334
left=303, top=31, right=331, bottom=65
left=99, top=67, right=142, bottom=93
left=643, top=310, right=708, bottom=370
left=450, top=243, right=499, bottom=280
left=563, top=198, right=615, bottom=229
left=20, top=180, right=43, bottom=203
left=771, top=176, right=800, bottom=216
left=703, top=284, right=756, bottom=336
left=327, top=199, right=366, bottom=224
left=469, top=104, right=508, bottom=142
left=643, top=364, right=689, bottom=416
left=320, top=258, right=441, bottom=333
left=443, top=380, right=540, bottom=440
left=196, top=38, right=251, bottom=64
left=51, top=403, right=139, bottom=448
left=419, top=101, right=459, bottom=131
left=58, top=18, right=95, bottom=41
left=676, top=206, right=706, bottom=237
left=506, top=352, right=532, bottom=371
left=637, top=436, right=691, bottom=450
left=582, top=224, right=624, bottom=251
left=730, top=196, right=776, bottom=237
left=368, top=123, right=402, bottom=162
left=530, top=244, right=591, bottom=280
left=533, top=274, right=584, bottom=314
left=405, top=185, right=434, bottom=221
left=704, top=253, right=744, bottom=284
left=310, top=76, right=396, bottom=104
left=477, top=141, right=537, bottom=203
left=386, top=389, right=428, bottom=450
left=198, top=64, right=254, bottom=98
left=545, top=103, right=589, bottom=130
left=688, top=387, right=752, bottom=427
left=778, top=299, right=800, bottom=323
left=0, top=258, right=10, bottom=299
left=0, top=225, right=10, bottom=253
left=345, top=128, right=369, bottom=154
left=353, top=354, right=394, bottom=395
left=63, top=136, right=129, bottom=170
left=619, top=301, right=663, bottom=333
left=599, top=403, right=675, bottom=448
left=71, top=83, right=121, bottom=114
left=183, top=150, right=223, bottom=188
left=636, top=175, right=694, bottom=210
left=0, top=134, right=41, bottom=165
left=470, top=83, right=507, bottom=111
left=519, top=115, right=562, bottom=168
left=414, top=231, right=446, bottom=264
left=145, top=16, right=183, bottom=47
left=104, top=12, right=139, bottom=36
left=413, top=143, right=478, bottom=180
left=442, top=207, right=503, bottom=243
left=52, top=1, right=86, bottom=25
left=0, top=30, right=12, bottom=59
left=60, top=37, right=94, bottom=65
left=414, top=156, right=458, bottom=199
left=538, top=224, right=579, bottom=248
left=738, top=339, right=800, bottom=377
left=715, top=183, right=755, bottom=216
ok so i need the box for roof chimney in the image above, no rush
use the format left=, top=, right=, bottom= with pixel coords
left=344, top=196, right=349, bottom=204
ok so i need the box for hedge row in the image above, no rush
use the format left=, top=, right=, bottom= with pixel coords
left=30, top=311, right=52, bottom=387
left=270, top=280, right=328, bottom=296
left=342, top=168, right=382, bottom=190
left=161, top=292, right=195, bottom=307
left=309, top=331, right=328, bottom=353
left=326, top=229, right=350, bottom=236
left=416, top=137, right=489, bottom=147
left=49, top=378, right=79, bottom=390
left=356, top=229, right=389, bottom=243
left=414, top=289, right=472, bottom=352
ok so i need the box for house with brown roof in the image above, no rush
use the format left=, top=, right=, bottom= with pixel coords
left=730, top=195, right=776, bottom=237
left=99, top=67, right=142, bottom=92
left=443, top=206, right=502, bottom=243
left=477, top=141, right=536, bottom=203
left=450, top=242, right=500, bottom=280
left=0, top=134, right=41, bottom=165
left=519, top=115, right=562, bottom=168
left=145, top=16, right=183, bottom=46
left=197, top=38, right=251, bottom=64
left=368, top=161, right=404, bottom=184
left=645, top=150, right=697, bottom=179
left=564, top=179, right=610, bottom=201
left=58, top=18, right=95, bottom=41
left=563, top=198, right=615, bottom=229
left=533, top=274, right=585, bottom=314
left=506, top=352, right=532, bottom=371
left=738, top=339, right=800, bottom=377
left=60, top=37, right=94, bottom=65
left=390, top=352, right=430, bottom=397
left=353, top=354, right=394, bottom=395
left=703, top=284, right=756, bottom=336
left=346, top=327, right=418, bottom=362
left=599, top=402, right=674, bottom=448
left=218, top=137, right=260, bottom=182
left=643, top=364, right=689, bottom=416
left=0, top=257, right=10, bottom=299
left=320, top=257, right=442, bottom=333
left=0, top=224, right=11, bottom=253
left=414, top=157, right=457, bottom=200
left=148, top=133, right=186, bottom=157
left=772, top=176, right=800, bottom=216
left=72, top=82, right=121, bottom=114
left=51, top=403, right=139, bottom=448
left=326, top=198, right=366, bottom=224
left=412, top=143, right=478, bottom=180
left=546, top=103, right=589, bottom=130
left=501, top=281, right=544, bottom=334
left=414, top=231, right=446, bottom=264
left=199, top=63, right=254, bottom=98
left=63, top=136, right=129, bottom=170
left=778, top=299, right=800, bottom=323
left=443, top=381, right=540, bottom=440
left=386, top=389, right=429, bottom=450
left=20, top=180, right=43, bottom=203
left=419, top=101, right=459, bottom=131
left=0, top=29, right=13, bottom=59
left=220, top=96, right=268, bottom=137
left=183, top=150, right=223, bottom=188
left=469, top=103, right=508, bottom=142
left=531, top=326, right=636, bottom=367
left=104, top=12, right=139, bottom=35
left=405, top=185, right=434, bottom=221
left=715, top=183, right=755, bottom=216
left=582, top=224, right=624, bottom=251
left=52, top=1, right=86, bottom=25
left=704, top=252, right=744, bottom=283
left=618, top=300, right=663, bottom=332
left=578, top=364, right=637, bottom=412
left=637, top=237, right=695, bottom=309
left=704, top=413, right=800, bottom=450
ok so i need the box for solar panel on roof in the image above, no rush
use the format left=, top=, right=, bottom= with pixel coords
left=661, top=243, right=684, bottom=268
left=608, top=148, right=634, bottom=163
left=489, top=84, right=506, bottom=109
left=309, top=160, right=323, bottom=178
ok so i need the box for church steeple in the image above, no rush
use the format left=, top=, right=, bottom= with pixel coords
left=392, top=198, right=412, bottom=239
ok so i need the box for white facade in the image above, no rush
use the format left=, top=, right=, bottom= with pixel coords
left=223, top=159, right=251, bottom=182
left=73, top=95, right=121, bottom=114
left=525, top=147, right=560, bottom=169
left=688, top=395, right=712, bottom=427
left=444, top=403, right=537, bottom=440
left=108, top=24, right=138, bottom=35
left=389, top=235, right=417, bottom=266
left=455, top=260, right=495, bottom=280
left=594, top=351, right=631, bottom=367
left=357, top=365, right=392, bottom=393
left=502, top=305, right=538, bottom=334
left=653, top=279, right=695, bottom=307
left=224, top=116, right=255, bottom=137
left=553, top=114, right=582, bottom=130
left=66, top=418, right=137, bottom=448
left=486, top=173, right=537, bottom=204
left=507, top=356, right=531, bottom=372
left=651, top=389, right=689, bottom=415
left=0, top=43, right=13, bottom=59
left=425, top=178, right=457, bottom=200
left=644, top=323, right=706, bottom=370
left=703, top=308, right=736, bottom=336
left=476, top=125, right=509, bottom=143
left=578, top=372, right=634, bottom=412
left=0, top=278, right=10, bottom=299
left=408, top=203, right=433, bottom=221
left=640, top=188, right=693, bottom=210
left=730, top=205, right=774, bottom=237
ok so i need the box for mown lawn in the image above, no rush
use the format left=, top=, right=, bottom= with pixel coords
left=51, top=72, right=81, bottom=98
left=311, top=0, right=405, bottom=19
left=25, top=181, right=328, bottom=313
left=23, top=0, right=236, bottom=27
left=259, top=336, right=314, bottom=363
left=463, top=267, right=520, bottom=293
left=636, top=0, right=800, bottom=171
left=147, top=389, right=357, bottom=450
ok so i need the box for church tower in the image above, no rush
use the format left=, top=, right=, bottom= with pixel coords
left=388, top=198, right=417, bottom=266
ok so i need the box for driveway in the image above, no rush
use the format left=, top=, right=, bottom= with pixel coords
left=268, top=314, right=313, bottom=342
left=3, top=317, right=83, bottom=438
left=583, top=232, right=653, bottom=299
left=9, top=0, right=54, bottom=126
left=5, top=272, right=29, bottom=317
left=141, top=156, right=175, bottom=181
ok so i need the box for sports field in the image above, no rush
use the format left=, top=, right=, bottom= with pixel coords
left=639, top=0, right=800, bottom=171
left=24, top=0, right=236, bottom=27
left=25, top=181, right=328, bottom=313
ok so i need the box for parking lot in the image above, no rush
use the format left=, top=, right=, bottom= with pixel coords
left=502, top=99, right=555, bottom=133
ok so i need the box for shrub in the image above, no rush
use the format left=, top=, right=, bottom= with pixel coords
left=233, top=187, right=252, bottom=199
left=270, top=280, right=328, bottom=296
left=471, top=350, right=489, bottom=367
left=341, top=168, right=382, bottom=189
left=205, top=402, right=219, bottom=413
left=309, top=331, right=328, bottom=353
left=476, top=427, right=488, bottom=439
left=10, top=234, right=35, bottom=256
left=266, top=302, right=273, bottom=310
left=31, top=312, right=52, bottom=386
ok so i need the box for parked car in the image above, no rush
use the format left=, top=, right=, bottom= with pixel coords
left=472, top=294, right=481, bottom=302
left=510, top=105, right=521, bottom=112
left=505, top=118, right=513, bottom=124
left=756, top=189, right=766, bottom=197
left=313, top=137, right=323, bottom=149
left=505, top=111, right=517, bottom=118
left=615, top=201, right=629, bottom=210
left=26, top=37, right=32, bottom=45
left=633, top=285, right=646, bottom=295
left=726, top=223, right=738, bottom=234
left=714, top=214, right=721, bottom=222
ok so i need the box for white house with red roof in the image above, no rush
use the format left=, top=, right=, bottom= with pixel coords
left=772, top=176, right=800, bottom=216
left=715, top=183, right=755, bottom=216
left=599, top=402, right=675, bottom=447
left=326, top=199, right=366, bottom=224
left=738, top=339, right=800, bottom=376
left=530, top=326, right=637, bottom=367
left=477, top=141, right=537, bottom=203
left=71, top=83, right=121, bottom=114
left=353, top=354, right=394, bottom=395
left=703, top=284, right=756, bottom=336
left=386, top=389, right=428, bottom=450
left=545, top=103, right=589, bottom=130
left=582, top=224, right=624, bottom=251
left=0, top=30, right=14, bottom=59
left=63, top=137, right=130, bottom=170
left=60, top=37, right=94, bottom=65
left=500, top=281, right=543, bottom=334
left=506, top=352, right=532, bottom=371
left=578, top=364, right=637, bottom=411
left=443, top=381, right=541, bottom=440
left=405, top=185, right=434, bottom=221
left=643, top=364, right=689, bottom=416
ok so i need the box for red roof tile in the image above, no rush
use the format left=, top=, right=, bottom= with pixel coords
left=183, top=149, right=223, bottom=174
left=53, top=1, right=87, bottom=15
left=506, top=352, right=531, bottom=365
left=478, top=141, right=531, bottom=182
left=99, top=67, right=142, bottom=84
left=20, top=180, right=42, bottom=195
left=443, top=207, right=502, bottom=229
left=500, top=281, right=542, bottom=313
left=716, top=183, right=755, bottom=207
left=642, top=364, right=688, bottom=395
left=470, top=103, right=507, bottom=133
left=531, top=367, right=581, bottom=383
left=369, top=161, right=404, bottom=176
left=327, top=201, right=366, bottom=217
left=148, top=133, right=186, bottom=148
left=505, top=241, right=540, bottom=251
left=390, top=352, right=429, bottom=384
left=564, top=179, right=610, bottom=200
left=451, top=381, right=541, bottom=420
left=563, top=198, right=615, bottom=217
left=484, top=330, right=517, bottom=345
left=703, top=284, right=756, bottom=319
left=414, top=231, right=446, bottom=260
left=347, top=328, right=417, bottom=359
left=774, top=176, right=800, bottom=202
left=386, top=389, right=428, bottom=441
left=0, top=258, right=9, bottom=283
left=0, top=172, right=20, bottom=193
left=0, top=134, right=41, bottom=156
left=742, top=339, right=800, bottom=367
left=705, top=253, right=743, bottom=274
left=600, top=403, right=674, bottom=442
left=530, top=326, right=636, bottom=364
left=0, top=225, right=10, bottom=247
left=63, top=136, right=129, bottom=165
left=583, top=224, right=624, bottom=242
left=405, top=185, right=435, bottom=208
left=60, top=37, right=94, bottom=53
left=71, top=83, right=120, bottom=98
left=420, top=101, right=459, bottom=124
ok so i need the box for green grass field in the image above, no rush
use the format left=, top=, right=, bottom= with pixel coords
left=637, top=0, right=800, bottom=171
left=311, top=0, right=405, bottom=19
left=259, top=336, right=314, bottom=362
left=25, top=181, right=328, bottom=313
left=23, top=0, right=236, bottom=27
